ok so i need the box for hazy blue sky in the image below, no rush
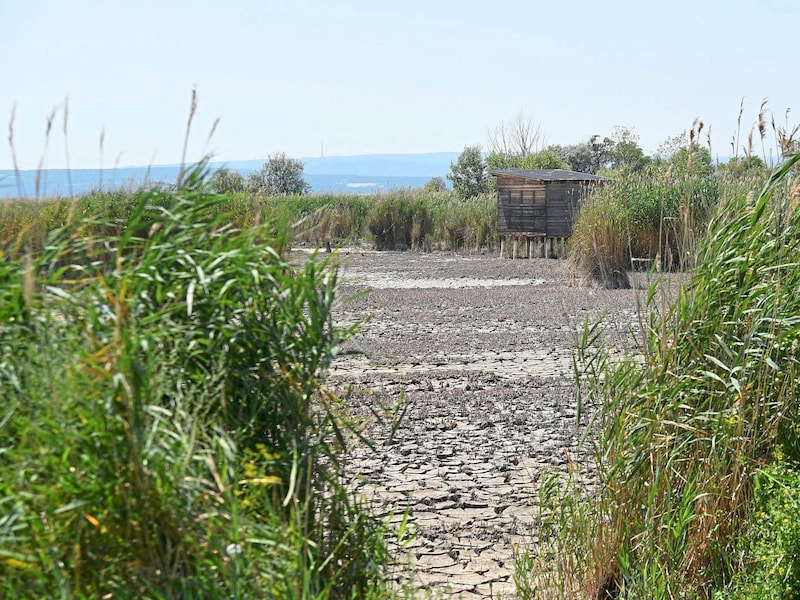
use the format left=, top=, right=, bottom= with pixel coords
left=2, top=0, right=797, bottom=169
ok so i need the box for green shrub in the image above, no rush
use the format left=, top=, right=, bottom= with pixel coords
left=718, top=463, right=800, bottom=599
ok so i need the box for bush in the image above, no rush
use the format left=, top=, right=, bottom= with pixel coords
left=247, top=152, right=311, bottom=196
left=209, top=166, right=246, bottom=194
left=447, top=145, right=491, bottom=199
left=719, top=463, right=800, bottom=599
left=423, top=176, right=448, bottom=193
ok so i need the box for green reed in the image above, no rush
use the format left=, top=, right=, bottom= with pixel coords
left=517, top=154, right=800, bottom=598
left=0, top=163, right=404, bottom=599
left=2, top=185, right=499, bottom=258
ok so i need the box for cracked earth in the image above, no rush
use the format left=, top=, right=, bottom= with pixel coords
left=312, top=248, right=653, bottom=598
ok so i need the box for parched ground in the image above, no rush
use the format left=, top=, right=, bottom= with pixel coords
left=312, top=247, right=655, bottom=598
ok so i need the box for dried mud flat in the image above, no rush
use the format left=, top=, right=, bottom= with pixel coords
left=316, top=248, right=652, bottom=598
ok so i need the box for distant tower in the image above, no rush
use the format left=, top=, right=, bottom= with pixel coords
left=321, top=142, right=324, bottom=159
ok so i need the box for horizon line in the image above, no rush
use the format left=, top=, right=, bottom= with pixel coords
left=0, top=150, right=462, bottom=173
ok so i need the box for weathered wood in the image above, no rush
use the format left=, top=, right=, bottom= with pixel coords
left=631, top=257, right=654, bottom=271
left=495, top=175, right=603, bottom=239
left=497, top=234, right=568, bottom=259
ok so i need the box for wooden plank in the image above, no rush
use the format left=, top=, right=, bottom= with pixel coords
left=503, top=209, right=546, bottom=219
left=497, top=178, right=606, bottom=238
left=543, top=182, right=587, bottom=237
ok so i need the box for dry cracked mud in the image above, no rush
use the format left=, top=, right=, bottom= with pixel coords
left=310, top=247, right=654, bottom=598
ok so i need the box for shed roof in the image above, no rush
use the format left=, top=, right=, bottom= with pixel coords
left=489, top=168, right=612, bottom=183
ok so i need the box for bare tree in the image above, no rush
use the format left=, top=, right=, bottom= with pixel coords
left=487, top=112, right=544, bottom=157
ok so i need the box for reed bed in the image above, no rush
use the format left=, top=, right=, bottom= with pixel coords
left=1, top=186, right=498, bottom=256
left=0, top=164, right=407, bottom=599
left=516, top=154, right=800, bottom=599
left=570, top=157, right=720, bottom=288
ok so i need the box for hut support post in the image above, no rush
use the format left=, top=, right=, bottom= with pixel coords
left=512, top=239, right=518, bottom=259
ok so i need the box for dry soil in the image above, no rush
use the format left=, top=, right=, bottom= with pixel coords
left=314, top=247, right=653, bottom=599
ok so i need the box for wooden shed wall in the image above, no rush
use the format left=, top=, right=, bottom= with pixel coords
left=496, top=176, right=547, bottom=235
left=496, top=177, right=595, bottom=237
left=544, top=182, right=584, bottom=237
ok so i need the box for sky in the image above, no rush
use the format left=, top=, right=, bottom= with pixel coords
left=2, top=0, right=798, bottom=170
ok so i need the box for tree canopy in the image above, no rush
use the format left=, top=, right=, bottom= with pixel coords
left=209, top=167, right=246, bottom=194
left=423, top=176, right=448, bottom=193
left=549, top=127, right=650, bottom=175
left=247, top=152, right=311, bottom=195
left=487, top=112, right=544, bottom=157
left=447, top=145, right=491, bottom=199
left=486, top=149, right=568, bottom=171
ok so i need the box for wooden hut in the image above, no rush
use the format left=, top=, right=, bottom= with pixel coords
left=490, top=168, right=611, bottom=258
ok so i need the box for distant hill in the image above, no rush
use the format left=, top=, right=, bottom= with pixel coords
left=0, top=152, right=459, bottom=198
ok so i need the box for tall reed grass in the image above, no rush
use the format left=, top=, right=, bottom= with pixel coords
left=517, top=154, right=800, bottom=598
left=361, top=189, right=497, bottom=251
left=1, top=187, right=498, bottom=256
left=0, top=163, right=402, bottom=598
left=570, top=159, right=720, bottom=288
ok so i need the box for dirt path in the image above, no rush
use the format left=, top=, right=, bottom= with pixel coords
left=320, top=249, right=647, bottom=598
